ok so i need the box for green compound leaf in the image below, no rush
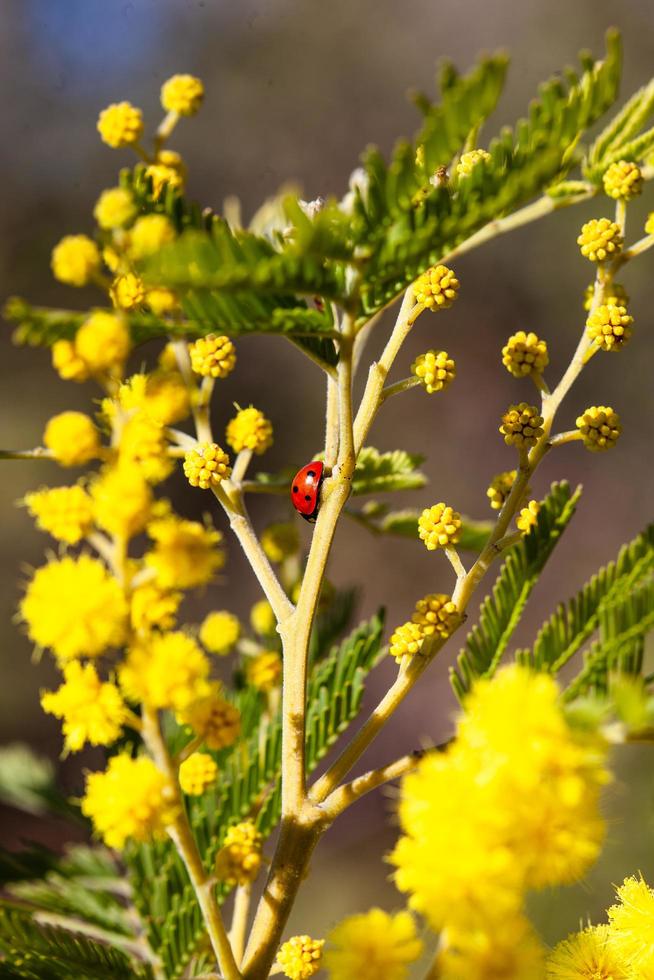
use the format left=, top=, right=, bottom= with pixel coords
left=351, top=447, right=426, bottom=495
left=585, top=76, right=654, bottom=180
left=450, top=482, right=581, bottom=702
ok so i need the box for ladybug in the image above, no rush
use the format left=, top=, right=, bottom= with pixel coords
left=291, top=461, right=324, bottom=522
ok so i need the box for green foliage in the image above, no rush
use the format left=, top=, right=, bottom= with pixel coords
left=347, top=503, right=493, bottom=551
left=450, top=482, right=581, bottom=701
left=585, top=77, right=654, bottom=180
left=350, top=447, right=426, bottom=495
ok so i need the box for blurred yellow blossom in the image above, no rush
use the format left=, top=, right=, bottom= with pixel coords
left=41, top=661, right=126, bottom=753
left=325, top=908, right=422, bottom=980
left=146, top=514, right=225, bottom=588
left=24, top=485, right=94, bottom=544
left=82, top=754, right=176, bottom=848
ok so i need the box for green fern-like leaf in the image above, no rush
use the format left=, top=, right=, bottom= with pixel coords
left=585, top=77, right=654, bottom=179
left=350, top=448, right=426, bottom=495
left=449, top=482, right=581, bottom=701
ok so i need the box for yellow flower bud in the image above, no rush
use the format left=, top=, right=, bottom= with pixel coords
left=602, top=160, right=643, bottom=200
left=179, top=752, right=218, bottom=796
left=43, top=411, right=101, bottom=466
left=418, top=503, right=462, bottom=551
left=576, top=406, right=621, bottom=452
left=97, top=102, right=144, bottom=148
left=183, top=442, right=231, bottom=489
left=411, top=350, right=456, bottom=393
left=161, top=74, right=205, bottom=116
left=51, top=235, right=101, bottom=287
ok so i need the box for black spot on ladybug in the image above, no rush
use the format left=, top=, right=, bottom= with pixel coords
left=307, top=470, right=315, bottom=479
left=292, top=486, right=298, bottom=493
left=304, top=495, right=311, bottom=501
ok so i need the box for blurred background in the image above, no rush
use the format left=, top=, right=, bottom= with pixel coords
left=1, top=0, right=653, bottom=952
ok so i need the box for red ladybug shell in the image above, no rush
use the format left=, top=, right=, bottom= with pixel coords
left=291, top=461, right=324, bottom=522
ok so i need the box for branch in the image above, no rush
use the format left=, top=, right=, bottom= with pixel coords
left=320, top=750, right=427, bottom=819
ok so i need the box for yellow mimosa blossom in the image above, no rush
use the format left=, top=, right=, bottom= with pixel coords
left=44, top=411, right=101, bottom=467
left=161, top=74, right=205, bottom=115
left=607, top=875, right=654, bottom=973
left=177, top=682, right=241, bottom=750
left=118, top=371, right=190, bottom=426
left=82, top=754, right=177, bottom=849
left=189, top=334, right=236, bottom=378
left=130, top=582, right=181, bottom=634
left=51, top=339, right=90, bottom=382
left=90, top=463, right=152, bottom=539
left=502, top=330, right=549, bottom=377
left=183, top=442, right=231, bottom=489
left=500, top=402, right=544, bottom=449
left=145, top=163, right=184, bottom=198
left=21, top=555, right=127, bottom=662
left=117, top=412, right=173, bottom=483
left=517, top=499, right=541, bottom=534
left=250, top=599, right=277, bottom=636
left=411, top=349, right=456, bottom=393
left=261, top=522, right=299, bottom=563
left=276, top=935, right=324, bottom=980
left=178, top=752, right=218, bottom=796
left=486, top=470, right=519, bottom=510
left=441, top=917, right=546, bottom=980
left=389, top=621, right=425, bottom=662
left=146, top=287, right=178, bottom=315
left=97, top=101, right=144, bottom=148
left=418, top=503, right=462, bottom=550
left=325, top=908, right=423, bottom=980
left=128, top=214, right=176, bottom=260
left=156, top=149, right=187, bottom=180
left=413, top=264, right=459, bottom=311
left=226, top=406, right=273, bottom=455
left=41, top=661, right=126, bottom=753
left=75, top=310, right=131, bottom=373
left=93, top=187, right=137, bottom=229
left=583, top=281, right=628, bottom=312
left=51, top=235, right=101, bottom=287
left=411, top=593, right=460, bottom=640
left=119, top=631, right=211, bottom=712
left=576, top=406, right=621, bottom=452
left=456, top=148, right=491, bottom=177
left=24, top=485, right=94, bottom=544
left=577, top=218, right=623, bottom=262
left=246, top=651, right=282, bottom=691
left=215, top=821, right=262, bottom=886
left=602, top=160, right=643, bottom=200
left=199, top=611, right=241, bottom=654
left=547, top=924, right=630, bottom=979
left=145, top=514, right=225, bottom=589
left=111, top=272, right=146, bottom=311
left=586, top=304, right=633, bottom=352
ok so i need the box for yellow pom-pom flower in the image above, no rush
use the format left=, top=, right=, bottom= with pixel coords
left=183, top=442, right=231, bottom=489
left=43, top=411, right=101, bottom=467
left=413, top=264, right=460, bottom=311
left=324, top=908, right=423, bottom=980
left=501, top=330, right=549, bottom=377
left=500, top=402, right=544, bottom=449
left=250, top=599, right=277, bottom=636
left=41, top=661, right=126, bottom=753
left=128, top=214, right=176, bottom=260
left=576, top=405, right=621, bottom=452
left=411, top=593, right=460, bottom=640
left=516, top=499, right=540, bottom=534
left=146, top=514, right=225, bottom=589
left=577, top=218, right=623, bottom=262
left=246, top=651, right=282, bottom=691
left=24, top=485, right=93, bottom=544
left=226, top=406, right=273, bottom=455
left=440, top=916, right=546, bottom=980
left=389, top=621, right=425, bottom=663
left=215, top=821, right=263, bottom=886
left=93, top=187, right=137, bottom=230
left=177, top=681, right=241, bottom=750
left=607, top=875, right=654, bottom=973
left=75, top=310, right=131, bottom=373
left=189, top=334, right=237, bottom=378
left=418, top=503, right=462, bottom=550
left=97, top=101, right=144, bottom=148
left=111, top=272, right=146, bottom=311
left=144, top=163, right=184, bottom=199
left=586, top=303, right=633, bottom=352
left=261, top=523, right=300, bottom=563
left=118, top=371, right=190, bottom=426
left=486, top=470, right=518, bottom=511
left=178, top=752, right=218, bottom=796
left=21, top=555, right=127, bottom=662
left=276, top=936, right=324, bottom=980
left=82, top=754, right=177, bottom=849
left=548, top=924, right=630, bottom=980
left=130, top=582, right=181, bottom=635
left=90, top=464, right=152, bottom=539
left=583, top=281, right=629, bottom=312
left=199, top=611, right=241, bottom=655
left=119, top=631, right=211, bottom=712
left=147, top=287, right=178, bottom=315
left=118, top=412, right=173, bottom=483
left=602, top=160, right=643, bottom=200
left=161, top=74, right=205, bottom=115
left=51, top=339, right=90, bottom=382
left=411, top=350, right=456, bottom=393
left=156, top=149, right=188, bottom=180
left=456, top=148, right=491, bottom=177
left=51, top=235, right=101, bottom=287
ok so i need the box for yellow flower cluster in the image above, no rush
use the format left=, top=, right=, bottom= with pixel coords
left=189, top=334, right=237, bottom=378
left=128, top=214, right=176, bottom=260
left=246, top=651, right=282, bottom=691
left=577, top=217, right=623, bottom=262
left=200, top=611, right=241, bottom=654
left=130, top=582, right=181, bottom=635
left=41, top=661, right=126, bottom=753
left=90, top=463, right=152, bottom=539
left=51, top=235, right=101, bottom=287
left=516, top=499, right=540, bottom=534
left=456, top=148, right=491, bottom=177
left=413, top=264, right=460, bottom=311
left=251, top=599, right=277, bottom=636
left=97, top=101, right=144, bottom=148
left=119, top=631, right=210, bottom=712
left=583, top=280, right=628, bottom=312
left=226, top=406, right=273, bottom=455
left=52, top=311, right=131, bottom=383
left=586, top=303, right=633, bottom=351
left=276, top=935, right=324, bottom=980
left=82, top=753, right=177, bottom=848
left=486, top=469, right=517, bottom=510
left=418, top=502, right=462, bottom=550
left=391, top=665, right=609, bottom=941
left=24, top=485, right=93, bottom=544
left=161, top=74, right=205, bottom=116
left=146, top=514, right=225, bottom=588
left=215, top=821, right=262, bottom=885
left=501, top=330, right=549, bottom=377
left=500, top=402, right=544, bottom=449
left=117, top=412, right=173, bottom=483
left=411, top=349, right=456, bottom=393
left=389, top=593, right=460, bottom=662
left=144, top=163, right=184, bottom=199
left=177, top=682, right=241, bottom=750
left=117, top=370, right=190, bottom=426
left=178, top=752, right=218, bottom=796
left=183, top=442, right=231, bottom=489
left=602, top=160, right=643, bottom=200
left=111, top=272, right=146, bottom=311
left=576, top=405, right=622, bottom=452
left=325, top=908, right=422, bottom=980
left=389, top=621, right=425, bottom=662
left=261, top=522, right=299, bottom=563
left=93, top=187, right=137, bottom=230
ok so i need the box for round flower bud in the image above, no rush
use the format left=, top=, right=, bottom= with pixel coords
left=215, top=821, right=262, bottom=886
left=161, top=74, right=205, bottom=116
left=189, top=334, right=237, bottom=378
left=51, top=235, right=101, bottom=287
left=147, top=288, right=178, bottom=315
left=413, top=264, right=460, bottom=311
left=276, top=936, right=324, bottom=980
left=411, top=350, right=456, bottom=393
left=577, top=218, right=623, bottom=262
left=144, top=163, right=184, bottom=199
left=129, top=214, right=176, bottom=260
left=516, top=499, right=541, bottom=534
left=52, top=339, right=90, bottom=382
left=178, top=752, right=218, bottom=796
left=177, top=681, right=241, bottom=750
left=500, top=403, right=544, bottom=449
left=261, top=523, right=300, bottom=563
left=90, top=463, right=152, bottom=540
left=645, top=212, right=654, bottom=236
left=250, top=599, right=276, bottom=637
left=501, top=331, right=549, bottom=377
left=418, top=503, right=462, bottom=551
left=246, top=651, right=282, bottom=691
left=157, top=149, right=188, bottom=181
left=586, top=303, right=633, bottom=352
left=576, top=406, right=621, bottom=452
left=199, top=611, right=241, bottom=655
left=486, top=470, right=518, bottom=511
left=226, top=406, right=273, bottom=455
left=44, top=411, right=101, bottom=466
left=93, top=187, right=137, bottom=230
left=183, top=442, right=231, bottom=489
left=111, top=273, right=146, bottom=311
left=456, top=148, right=491, bottom=178
left=389, top=621, right=425, bottom=663
left=75, top=311, right=131, bottom=372
left=602, top=160, right=643, bottom=201
left=412, top=593, right=460, bottom=640
left=97, top=101, right=144, bottom=148
left=583, top=281, right=628, bottom=312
